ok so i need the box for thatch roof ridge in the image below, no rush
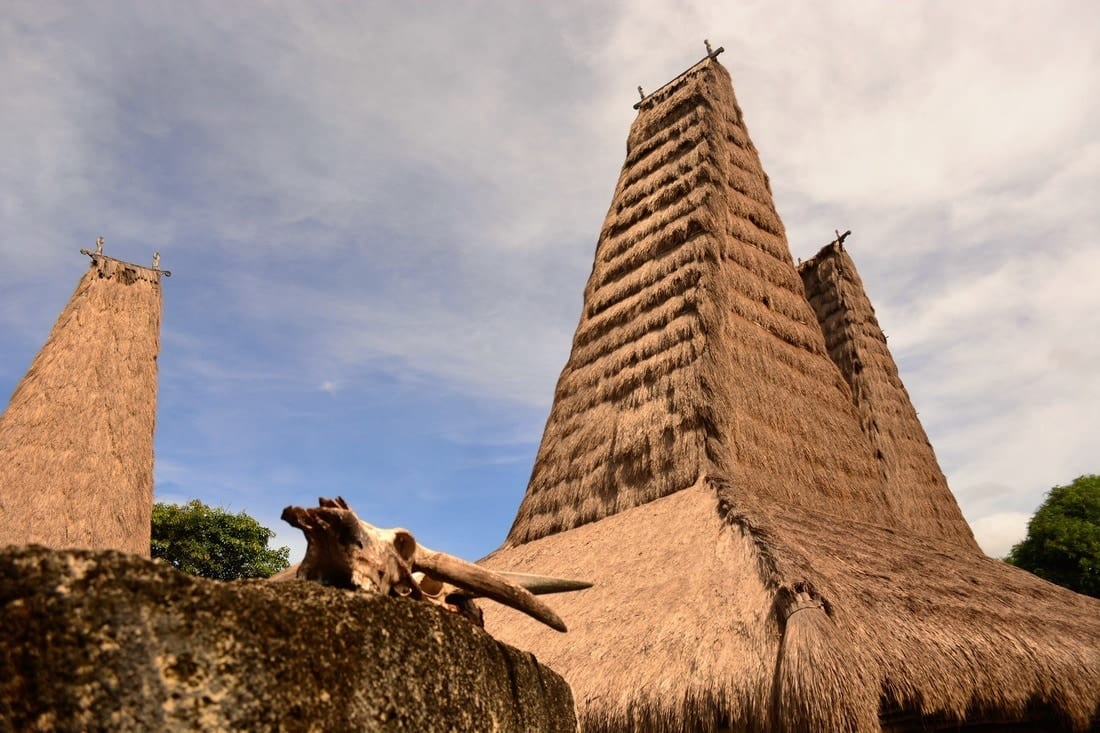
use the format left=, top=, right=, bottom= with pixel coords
left=82, top=250, right=168, bottom=283
left=690, top=61, right=891, bottom=524
left=798, top=242, right=979, bottom=551
left=0, top=251, right=163, bottom=556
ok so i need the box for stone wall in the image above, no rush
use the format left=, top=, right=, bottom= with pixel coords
left=0, top=546, right=575, bottom=731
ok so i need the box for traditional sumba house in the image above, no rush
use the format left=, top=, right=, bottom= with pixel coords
left=0, top=243, right=166, bottom=557
left=481, top=48, right=1100, bottom=732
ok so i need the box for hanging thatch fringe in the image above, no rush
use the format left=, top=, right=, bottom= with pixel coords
left=768, top=589, right=879, bottom=733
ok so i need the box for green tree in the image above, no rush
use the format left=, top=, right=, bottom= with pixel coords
left=1006, top=474, right=1100, bottom=598
left=151, top=500, right=290, bottom=581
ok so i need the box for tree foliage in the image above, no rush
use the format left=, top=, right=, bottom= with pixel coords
left=1007, top=474, right=1100, bottom=598
left=151, top=500, right=290, bottom=581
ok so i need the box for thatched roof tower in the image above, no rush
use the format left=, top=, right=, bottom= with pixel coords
left=798, top=241, right=979, bottom=551
left=482, top=51, right=1100, bottom=732
left=0, top=248, right=165, bottom=557
left=504, top=49, right=894, bottom=550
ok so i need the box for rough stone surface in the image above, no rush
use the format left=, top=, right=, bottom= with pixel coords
left=0, top=546, right=576, bottom=732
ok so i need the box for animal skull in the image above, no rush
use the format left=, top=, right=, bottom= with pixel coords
left=280, top=497, right=589, bottom=632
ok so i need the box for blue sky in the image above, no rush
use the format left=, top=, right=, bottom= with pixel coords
left=3, top=2, right=1097, bottom=563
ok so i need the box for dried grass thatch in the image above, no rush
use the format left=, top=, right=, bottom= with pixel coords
left=487, top=55, right=1100, bottom=731
left=484, top=480, right=1100, bottom=731
left=0, top=253, right=163, bottom=556
left=799, top=242, right=978, bottom=551
left=505, top=57, right=891, bottom=548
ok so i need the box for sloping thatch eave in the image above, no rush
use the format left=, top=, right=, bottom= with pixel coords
left=486, top=482, right=780, bottom=733
left=483, top=479, right=1100, bottom=732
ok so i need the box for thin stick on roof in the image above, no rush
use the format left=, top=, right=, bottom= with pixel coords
left=79, top=238, right=172, bottom=278
left=633, top=39, right=725, bottom=110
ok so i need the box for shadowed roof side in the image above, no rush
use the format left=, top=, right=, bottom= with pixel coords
left=0, top=254, right=162, bottom=557
left=799, top=242, right=980, bottom=551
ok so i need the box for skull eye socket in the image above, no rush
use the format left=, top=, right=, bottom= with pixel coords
left=418, top=575, right=444, bottom=596
left=392, top=530, right=417, bottom=561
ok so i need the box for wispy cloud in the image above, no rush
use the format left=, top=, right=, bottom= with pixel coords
left=968, top=512, right=1032, bottom=560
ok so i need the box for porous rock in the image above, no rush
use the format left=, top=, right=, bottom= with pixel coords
left=0, top=546, right=575, bottom=732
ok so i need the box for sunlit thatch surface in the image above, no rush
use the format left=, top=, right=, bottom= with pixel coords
left=486, top=55, right=1100, bottom=731
left=799, top=242, right=979, bottom=550
left=484, top=481, right=1100, bottom=732
left=0, top=254, right=162, bottom=556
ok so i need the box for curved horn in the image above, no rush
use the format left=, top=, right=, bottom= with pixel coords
left=496, top=572, right=593, bottom=595
left=414, top=548, right=568, bottom=632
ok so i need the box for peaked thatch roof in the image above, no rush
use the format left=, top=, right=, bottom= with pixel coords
left=484, top=55, right=1100, bottom=731
left=505, top=55, right=891, bottom=549
left=0, top=252, right=163, bottom=556
left=798, top=241, right=979, bottom=551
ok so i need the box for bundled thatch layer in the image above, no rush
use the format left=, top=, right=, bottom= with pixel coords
left=0, top=254, right=162, bottom=556
left=483, top=480, right=1100, bottom=732
left=506, top=58, right=890, bottom=547
left=799, top=243, right=979, bottom=551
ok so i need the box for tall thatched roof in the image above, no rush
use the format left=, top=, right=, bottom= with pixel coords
left=0, top=251, right=164, bottom=557
left=505, top=52, right=891, bottom=549
left=798, top=241, right=979, bottom=551
left=483, top=53, right=1100, bottom=731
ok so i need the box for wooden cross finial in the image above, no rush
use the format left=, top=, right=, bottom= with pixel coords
left=152, top=251, right=172, bottom=277
left=80, top=237, right=105, bottom=258
left=705, top=39, right=713, bottom=56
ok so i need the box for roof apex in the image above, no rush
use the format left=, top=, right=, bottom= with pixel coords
left=634, top=40, right=725, bottom=110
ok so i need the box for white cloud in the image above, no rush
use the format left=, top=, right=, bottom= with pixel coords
left=968, top=511, right=1031, bottom=559
left=3, top=2, right=1098, bottom=556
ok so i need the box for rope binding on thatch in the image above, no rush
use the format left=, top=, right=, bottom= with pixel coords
left=633, top=39, right=725, bottom=110
left=80, top=237, right=172, bottom=279
left=783, top=590, right=826, bottom=622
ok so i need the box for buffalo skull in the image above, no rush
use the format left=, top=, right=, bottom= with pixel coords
left=279, top=497, right=588, bottom=632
